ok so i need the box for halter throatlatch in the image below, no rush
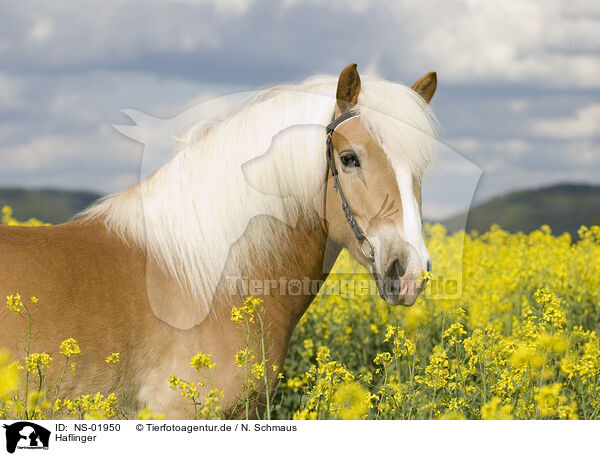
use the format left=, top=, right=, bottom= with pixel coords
left=322, top=110, right=385, bottom=298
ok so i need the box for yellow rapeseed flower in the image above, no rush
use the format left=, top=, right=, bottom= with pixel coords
left=234, top=348, right=255, bottom=368
left=6, top=294, right=24, bottom=314
left=105, top=353, right=120, bottom=364
left=0, top=350, right=20, bottom=398
left=481, top=397, right=513, bottom=420
left=59, top=338, right=81, bottom=357
left=251, top=362, right=265, bottom=379
left=332, top=381, right=371, bottom=420
left=25, top=353, right=52, bottom=374
left=137, top=407, right=165, bottom=420
left=190, top=352, right=216, bottom=371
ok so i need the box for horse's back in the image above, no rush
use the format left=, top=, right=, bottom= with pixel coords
left=0, top=220, right=149, bottom=387
left=0, top=223, right=76, bottom=313
left=0, top=220, right=145, bottom=303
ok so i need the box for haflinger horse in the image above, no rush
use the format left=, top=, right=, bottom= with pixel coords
left=0, top=63, right=438, bottom=418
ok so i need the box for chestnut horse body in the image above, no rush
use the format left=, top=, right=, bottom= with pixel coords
left=0, top=217, right=326, bottom=418
left=0, top=65, right=438, bottom=418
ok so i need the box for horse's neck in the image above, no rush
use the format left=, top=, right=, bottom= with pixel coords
left=146, top=211, right=334, bottom=345
left=187, top=214, right=335, bottom=411
left=221, top=214, right=333, bottom=332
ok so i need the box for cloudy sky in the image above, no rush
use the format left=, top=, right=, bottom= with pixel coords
left=1, top=0, right=599, bottom=219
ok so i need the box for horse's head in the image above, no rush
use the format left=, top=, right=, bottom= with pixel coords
left=325, top=64, right=437, bottom=307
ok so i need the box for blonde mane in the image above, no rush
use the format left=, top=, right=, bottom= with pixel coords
left=81, top=75, right=439, bottom=309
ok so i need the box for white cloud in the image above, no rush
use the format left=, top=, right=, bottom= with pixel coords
left=508, top=100, right=529, bottom=113
left=1, top=124, right=138, bottom=174
left=49, top=93, right=101, bottom=125
left=564, top=140, right=600, bottom=165
left=0, top=70, right=240, bottom=192
left=0, top=1, right=225, bottom=68
left=492, top=139, right=531, bottom=157
left=0, top=72, right=24, bottom=109
left=28, top=17, right=54, bottom=43
left=531, top=104, right=600, bottom=139
left=446, top=138, right=481, bottom=154
left=1, top=0, right=599, bottom=210
left=399, top=0, right=600, bottom=88
left=1, top=0, right=599, bottom=88
left=165, top=0, right=254, bottom=15
left=282, top=0, right=370, bottom=13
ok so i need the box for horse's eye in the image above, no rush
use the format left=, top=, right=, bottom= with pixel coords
left=340, top=152, right=360, bottom=168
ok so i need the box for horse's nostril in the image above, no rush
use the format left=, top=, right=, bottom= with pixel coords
left=387, top=259, right=406, bottom=279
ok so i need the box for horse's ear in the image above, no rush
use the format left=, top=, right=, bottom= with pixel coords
left=411, top=71, right=437, bottom=104
left=336, top=63, right=361, bottom=112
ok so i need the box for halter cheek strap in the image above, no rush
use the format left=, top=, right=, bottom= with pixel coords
left=323, top=110, right=384, bottom=297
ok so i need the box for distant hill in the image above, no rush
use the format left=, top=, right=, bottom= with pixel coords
left=0, top=188, right=102, bottom=225
left=1, top=183, right=598, bottom=235
left=440, top=183, right=600, bottom=237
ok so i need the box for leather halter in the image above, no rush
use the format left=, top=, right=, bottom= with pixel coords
left=323, top=110, right=385, bottom=297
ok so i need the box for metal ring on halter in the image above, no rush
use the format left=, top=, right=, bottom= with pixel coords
left=358, top=235, right=376, bottom=261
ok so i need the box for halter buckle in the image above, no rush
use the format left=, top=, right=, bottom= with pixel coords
left=358, top=235, right=376, bottom=262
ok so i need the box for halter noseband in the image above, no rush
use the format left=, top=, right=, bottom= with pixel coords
left=323, top=110, right=385, bottom=297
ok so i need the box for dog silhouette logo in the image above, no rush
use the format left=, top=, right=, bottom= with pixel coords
left=3, top=422, right=51, bottom=453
